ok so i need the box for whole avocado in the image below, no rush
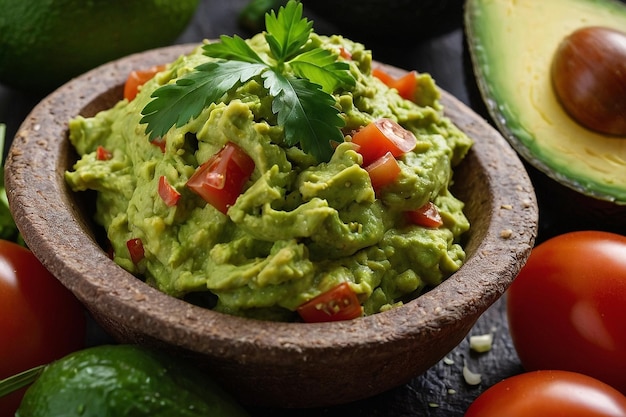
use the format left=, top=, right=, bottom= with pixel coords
left=0, top=0, right=199, bottom=93
left=15, top=345, right=250, bottom=417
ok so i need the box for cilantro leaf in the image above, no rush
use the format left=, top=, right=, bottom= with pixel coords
left=139, top=0, right=354, bottom=162
left=141, top=61, right=266, bottom=140
left=264, top=1, right=312, bottom=62
left=202, top=35, right=265, bottom=64
left=263, top=71, right=344, bottom=162
left=289, top=49, right=355, bottom=93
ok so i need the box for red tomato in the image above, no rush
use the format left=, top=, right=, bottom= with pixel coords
left=390, top=71, right=418, bottom=101
left=95, top=145, right=112, bottom=161
left=158, top=176, right=180, bottom=207
left=338, top=46, right=352, bottom=60
left=126, top=237, right=145, bottom=264
left=123, top=64, right=167, bottom=101
left=0, top=240, right=86, bottom=416
left=372, top=67, right=396, bottom=86
left=351, top=118, right=417, bottom=166
left=507, top=231, right=626, bottom=393
left=372, top=68, right=418, bottom=101
left=365, top=151, right=401, bottom=190
left=406, top=202, right=443, bottom=228
left=186, top=142, right=255, bottom=214
left=297, top=282, right=363, bottom=323
left=465, top=370, right=626, bottom=417
left=151, top=137, right=166, bottom=153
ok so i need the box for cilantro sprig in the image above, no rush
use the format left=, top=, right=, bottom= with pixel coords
left=140, top=0, right=355, bottom=162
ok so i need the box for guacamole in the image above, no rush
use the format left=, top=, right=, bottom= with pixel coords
left=65, top=33, right=472, bottom=321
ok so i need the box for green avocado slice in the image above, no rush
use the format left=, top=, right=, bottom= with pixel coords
left=465, top=0, right=626, bottom=204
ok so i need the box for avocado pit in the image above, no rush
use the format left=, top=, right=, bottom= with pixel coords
left=551, top=26, right=626, bottom=136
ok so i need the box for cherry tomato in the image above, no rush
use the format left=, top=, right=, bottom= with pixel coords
left=158, top=175, right=181, bottom=207
left=187, top=142, right=255, bottom=214
left=351, top=118, right=417, bottom=166
left=0, top=240, right=86, bottom=416
left=365, top=151, right=401, bottom=191
left=406, top=202, right=443, bottom=228
left=507, top=231, right=626, bottom=393
left=123, top=64, right=167, bottom=102
left=465, top=370, right=626, bottom=417
left=297, top=282, right=363, bottom=323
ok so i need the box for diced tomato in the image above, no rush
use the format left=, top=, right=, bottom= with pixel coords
left=372, top=67, right=396, bottom=86
left=339, top=47, right=352, bottom=60
left=126, top=238, right=145, bottom=264
left=351, top=118, right=417, bottom=166
left=407, top=202, right=443, bottom=228
left=124, top=64, right=167, bottom=102
left=297, top=282, right=363, bottom=323
left=365, top=152, right=401, bottom=190
left=391, top=71, right=418, bottom=101
left=96, top=145, right=112, bottom=161
left=158, top=176, right=180, bottom=207
left=186, top=142, right=255, bottom=214
left=373, top=68, right=419, bottom=101
left=151, top=137, right=166, bottom=153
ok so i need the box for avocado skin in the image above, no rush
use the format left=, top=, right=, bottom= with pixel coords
left=15, top=345, right=250, bottom=417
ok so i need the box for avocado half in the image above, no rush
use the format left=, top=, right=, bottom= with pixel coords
left=465, top=0, right=626, bottom=204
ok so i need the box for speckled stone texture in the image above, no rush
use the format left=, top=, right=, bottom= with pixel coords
left=4, top=45, right=538, bottom=408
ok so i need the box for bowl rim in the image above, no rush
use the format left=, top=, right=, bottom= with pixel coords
left=5, top=44, right=538, bottom=360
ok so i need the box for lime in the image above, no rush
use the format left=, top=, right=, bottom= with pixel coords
left=0, top=0, right=200, bottom=92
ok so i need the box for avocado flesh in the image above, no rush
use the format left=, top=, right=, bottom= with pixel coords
left=465, top=0, right=626, bottom=203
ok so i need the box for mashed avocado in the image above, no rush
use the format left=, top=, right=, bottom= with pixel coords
left=65, top=32, right=472, bottom=321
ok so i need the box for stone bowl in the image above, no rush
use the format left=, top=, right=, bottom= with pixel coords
left=5, top=44, right=538, bottom=408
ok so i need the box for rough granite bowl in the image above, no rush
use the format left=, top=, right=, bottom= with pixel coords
left=5, top=44, right=538, bottom=408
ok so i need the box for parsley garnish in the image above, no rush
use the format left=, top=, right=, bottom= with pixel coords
left=140, top=0, right=355, bottom=162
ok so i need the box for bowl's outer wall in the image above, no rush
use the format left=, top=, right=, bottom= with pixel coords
left=5, top=45, right=538, bottom=407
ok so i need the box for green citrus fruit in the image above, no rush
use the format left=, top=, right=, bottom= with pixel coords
left=0, top=0, right=200, bottom=92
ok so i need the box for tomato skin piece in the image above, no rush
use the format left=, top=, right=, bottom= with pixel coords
left=507, top=231, right=626, bottom=393
left=0, top=240, right=86, bottom=416
left=186, top=142, right=255, bottom=214
left=351, top=118, right=417, bottom=166
left=123, top=64, right=166, bottom=101
left=406, top=202, right=443, bottom=228
left=465, top=370, right=626, bottom=417
left=297, top=282, right=363, bottom=323
left=365, top=151, right=401, bottom=190
left=158, top=175, right=180, bottom=207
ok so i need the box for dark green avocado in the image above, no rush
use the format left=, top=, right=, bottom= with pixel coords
left=15, top=345, right=250, bottom=417
left=465, top=0, right=626, bottom=204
